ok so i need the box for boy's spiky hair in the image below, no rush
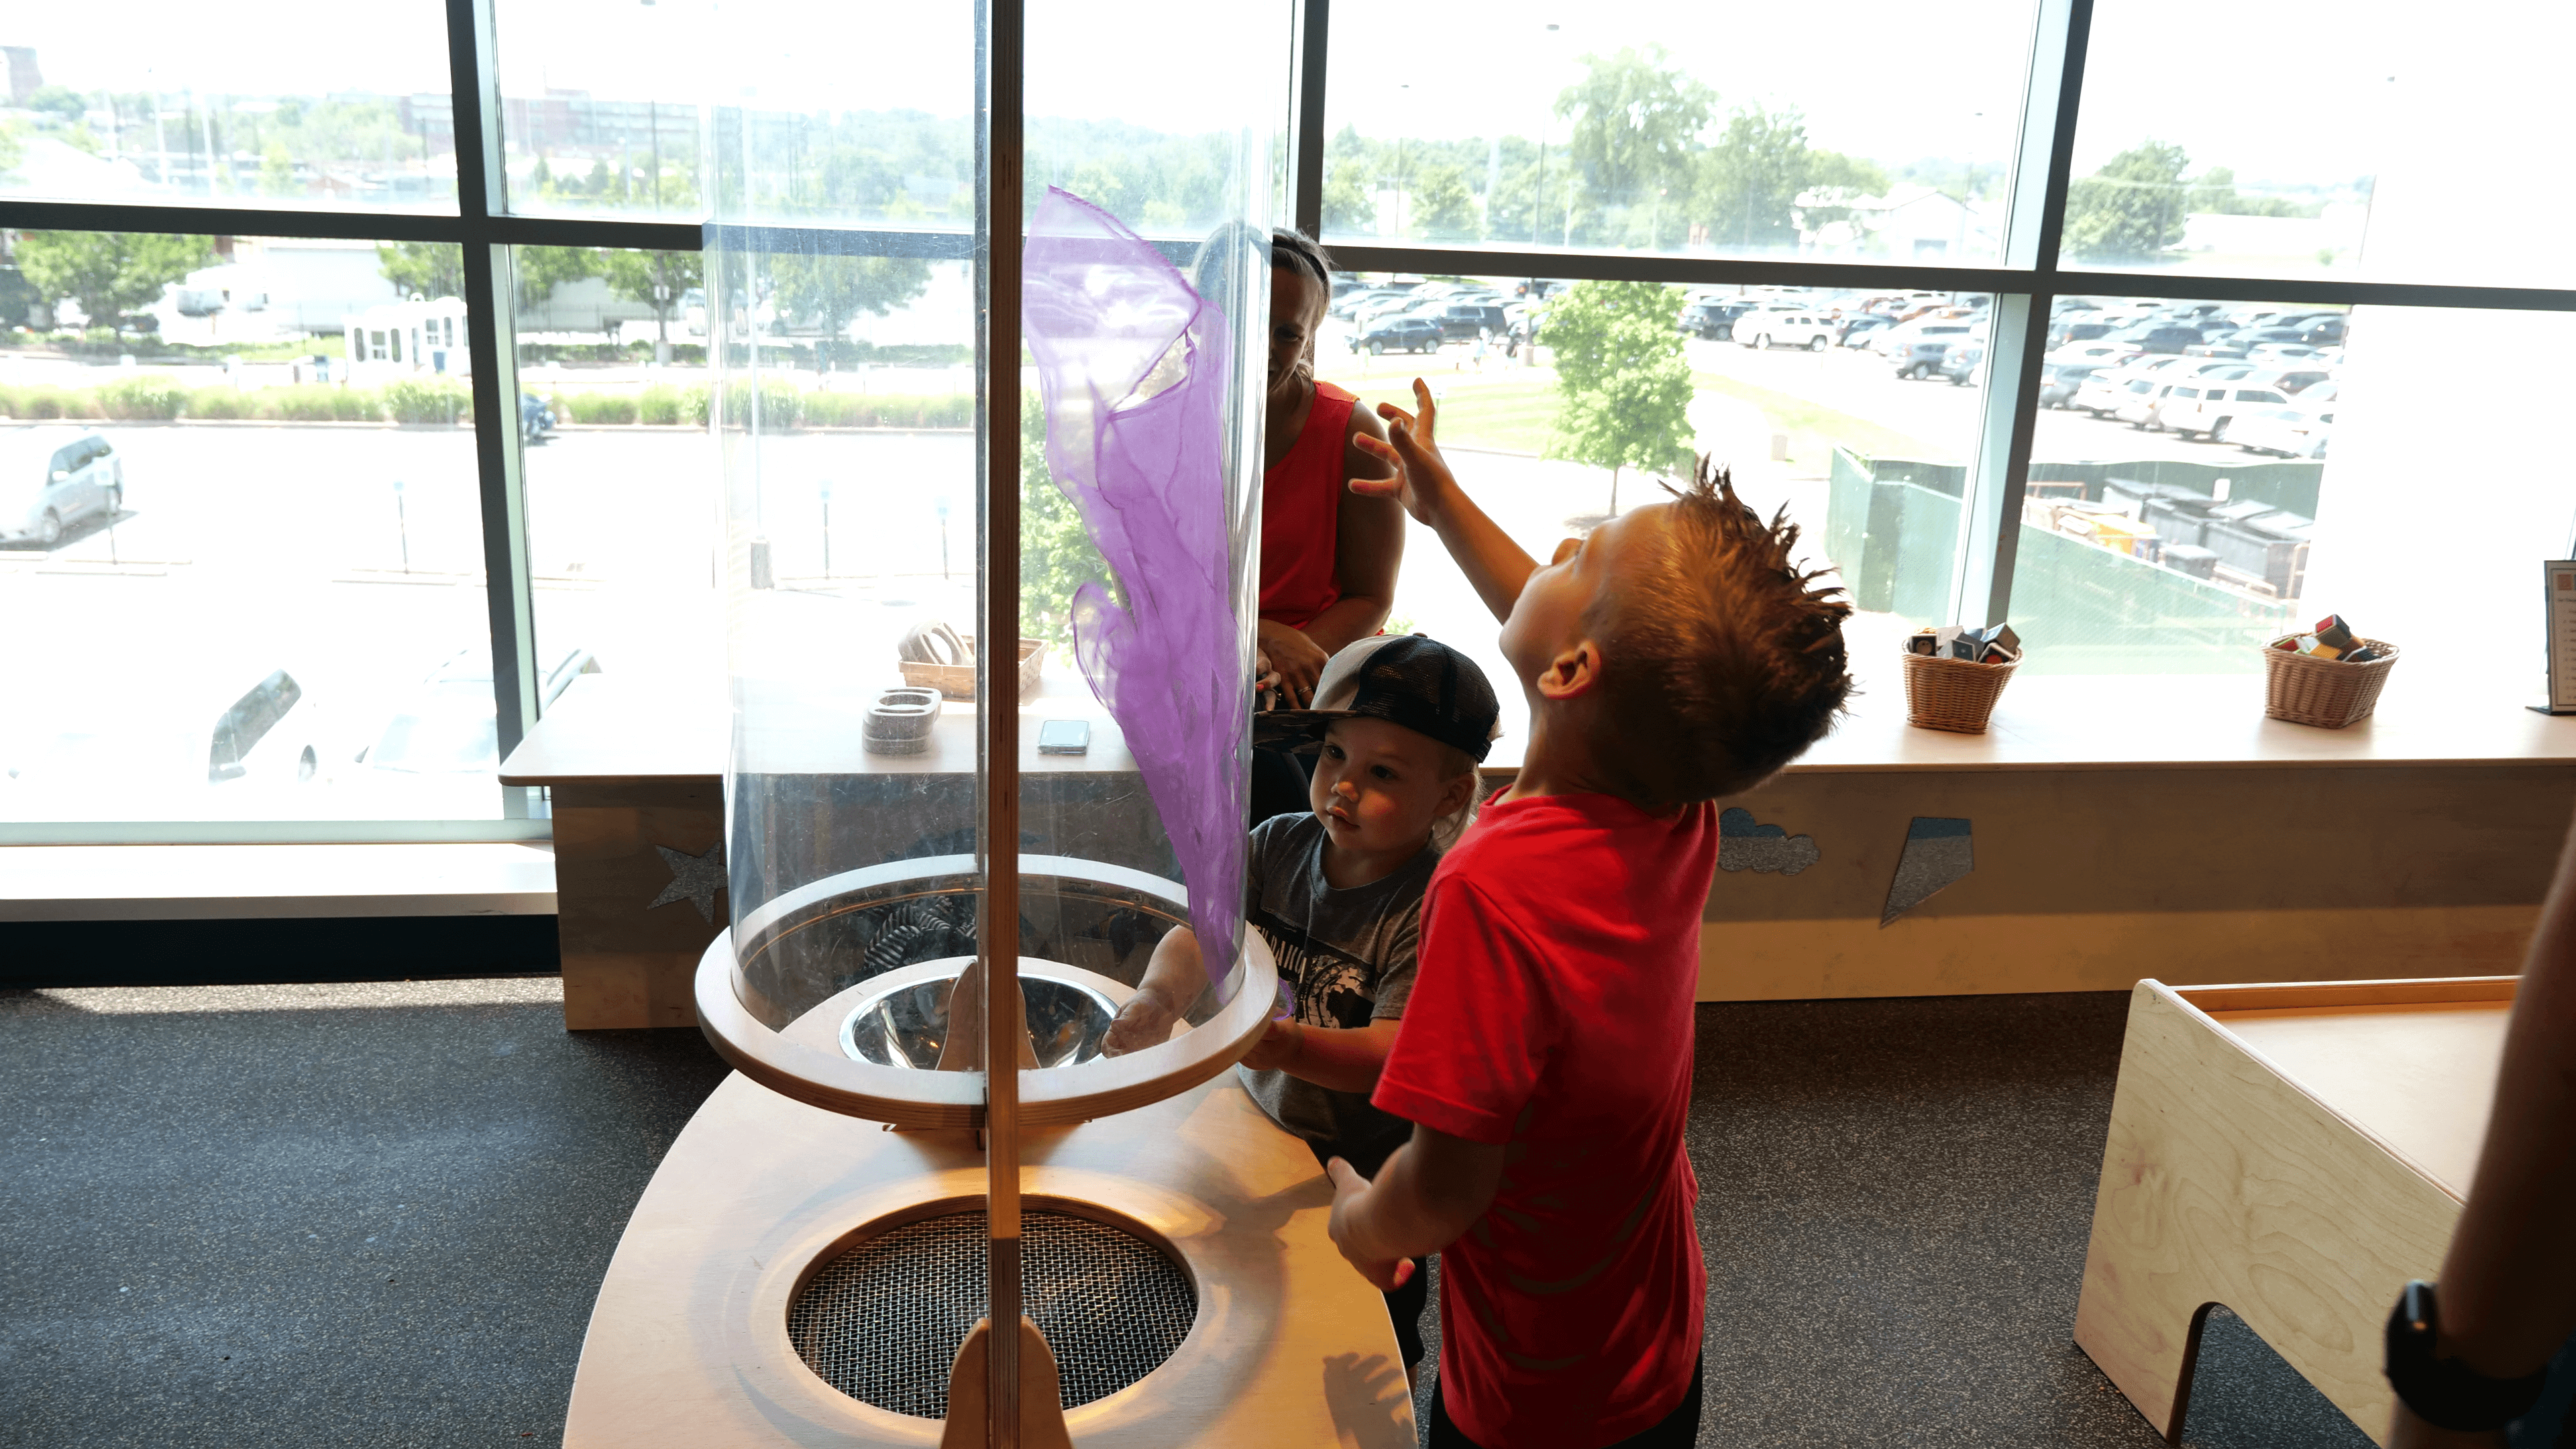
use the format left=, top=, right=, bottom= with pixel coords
left=1588, top=458, right=1854, bottom=805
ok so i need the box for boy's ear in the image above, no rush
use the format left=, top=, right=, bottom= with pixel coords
left=1436, top=769, right=1479, bottom=820
left=1533, top=639, right=1603, bottom=702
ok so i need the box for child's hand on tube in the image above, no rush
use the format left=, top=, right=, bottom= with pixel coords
left=1349, top=378, right=1458, bottom=526
left=1101, top=985, right=1182, bottom=1057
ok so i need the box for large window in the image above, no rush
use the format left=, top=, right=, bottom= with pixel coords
left=1, top=0, right=2568, bottom=840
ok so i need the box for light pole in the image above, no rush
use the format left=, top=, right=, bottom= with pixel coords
left=934, top=495, right=951, bottom=581
left=819, top=476, right=834, bottom=580
left=392, top=476, right=411, bottom=574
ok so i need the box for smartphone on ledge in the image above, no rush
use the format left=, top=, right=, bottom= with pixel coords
left=1036, top=718, right=1090, bottom=755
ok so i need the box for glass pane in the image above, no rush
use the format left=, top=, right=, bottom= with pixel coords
left=1317, top=270, right=1996, bottom=753
left=491, top=0, right=718, bottom=221
left=511, top=245, right=722, bottom=702
left=1320, top=0, right=2034, bottom=265
left=2063, top=1, right=2571, bottom=286
left=663, top=0, right=975, bottom=227
left=0, top=231, right=506, bottom=826
left=2012, top=294, right=2343, bottom=672
left=0, top=7, right=456, bottom=212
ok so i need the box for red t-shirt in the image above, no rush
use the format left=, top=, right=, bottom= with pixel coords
left=1373, top=791, right=1717, bottom=1449
left=1259, top=379, right=1357, bottom=629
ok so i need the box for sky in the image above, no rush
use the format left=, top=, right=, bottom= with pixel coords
left=3, top=0, right=2549, bottom=193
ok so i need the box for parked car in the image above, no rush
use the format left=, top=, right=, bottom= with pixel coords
left=362, top=645, right=600, bottom=775
left=2108, top=323, right=2207, bottom=354
left=2114, top=380, right=2184, bottom=429
left=2155, top=382, right=2296, bottom=441
left=2040, top=362, right=2104, bottom=407
left=1348, top=316, right=1446, bottom=355
left=2046, top=341, right=2141, bottom=366
left=521, top=393, right=556, bottom=444
left=1, top=659, right=338, bottom=795
left=2232, top=403, right=2335, bottom=459
left=1874, top=319, right=1980, bottom=356
left=2242, top=343, right=2331, bottom=366
left=1331, top=288, right=1403, bottom=319
left=1938, top=342, right=1986, bottom=386
left=2298, top=317, right=2347, bottom=345
left=1422, top=303, right=1508, bottom=341
left=1736, top=311, right=1838, bottom=350
left=1837, top=314, right=1895, bottom=347
left=1680, top=299, right=1761, bottom=340
left=1, top=429, right=123, bottom=549
left=1890, top=339, right=1959, bottom=380
left=2079, top=370, right=2163, bottom=419
left=2239, top=366, right=2334, bottom=396
left=2053, top=320, right=2121, bottom=347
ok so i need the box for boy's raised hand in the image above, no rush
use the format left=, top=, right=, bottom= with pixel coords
left=1348, top=378, right=1457, bottom=527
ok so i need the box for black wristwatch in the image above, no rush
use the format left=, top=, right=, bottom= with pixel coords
left=2385, top=1281, right=2550, bottom=1432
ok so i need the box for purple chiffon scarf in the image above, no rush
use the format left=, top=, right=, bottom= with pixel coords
left=1023, top=187, right=1249, bottom=991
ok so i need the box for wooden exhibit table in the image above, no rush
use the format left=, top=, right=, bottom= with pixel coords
left=2074, top=975, right=2516, bottom=1444
left=498, top=671, right=1142, bottom=1030
left=561, top=1044, right=1416, bottom=1446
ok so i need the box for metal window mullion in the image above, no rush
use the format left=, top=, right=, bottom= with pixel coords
left=1951, top=0, right=2096, bottom=630
left=448, top=0, right=539, bottom=786
left=1289, top=0, right=1330, bottom=237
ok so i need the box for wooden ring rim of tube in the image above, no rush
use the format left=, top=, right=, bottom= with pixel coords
left=693, top=929, right=1277, bottom=1129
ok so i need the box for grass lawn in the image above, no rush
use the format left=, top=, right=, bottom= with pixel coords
left=1688, top=372, right=1948, bottom=469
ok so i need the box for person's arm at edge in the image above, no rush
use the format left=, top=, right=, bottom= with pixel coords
left=1248, top=1016, right=1402, bottom=1093
left=1302, top=405, right=1403, bottom=654
left=1350, top=378, right=1536, bottom=626
left=1326, top=1124, right=1505, bottom=1289
left=2390, top=811, right=2576, bottom=1448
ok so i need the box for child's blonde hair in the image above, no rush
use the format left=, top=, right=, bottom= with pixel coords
left=1429, top=743, right=1485, bottom=853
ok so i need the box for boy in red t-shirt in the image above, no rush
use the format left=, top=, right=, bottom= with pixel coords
left=1325, top=380, right=1854, bottom=1449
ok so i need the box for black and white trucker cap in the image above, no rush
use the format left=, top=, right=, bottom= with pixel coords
left=1255, top=634, right=1503, bottom=762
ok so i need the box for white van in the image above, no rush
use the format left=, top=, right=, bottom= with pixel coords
left=1, top=428, right=124, bottom=549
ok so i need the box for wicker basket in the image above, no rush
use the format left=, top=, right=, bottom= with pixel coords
left=900, top=636, right=1046, bottom=702
left=1902, top=649, right=2019, bottom=734
left=2262, top=635, right=2399, bottom=728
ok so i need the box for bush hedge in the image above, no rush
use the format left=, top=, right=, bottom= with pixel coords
left=0, top=379, right=970, bottom=430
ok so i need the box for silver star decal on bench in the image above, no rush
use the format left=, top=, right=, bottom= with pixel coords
left=648, top=841, right=727, bottom=923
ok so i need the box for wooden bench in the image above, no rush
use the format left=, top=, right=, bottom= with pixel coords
left=2074, top=975, right=2516, bottom=1444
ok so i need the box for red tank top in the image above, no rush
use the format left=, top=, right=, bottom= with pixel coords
left=1260, top=379, right=1356, bottom=629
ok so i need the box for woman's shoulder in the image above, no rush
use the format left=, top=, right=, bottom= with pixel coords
left=1312, top=378, right=1358, bottom=406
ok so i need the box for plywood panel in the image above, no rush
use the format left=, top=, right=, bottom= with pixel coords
left=2209, top=1002, right=2511, bottom=1197
left=562, top=1072, right=1417, bottom=1448
left=551, top=781, right=725, bottom=1030
left=2073, top=981, right=2477, bottom=1444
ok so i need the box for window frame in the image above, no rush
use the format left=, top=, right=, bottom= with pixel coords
left=3, top=0, right=2574, bottom=843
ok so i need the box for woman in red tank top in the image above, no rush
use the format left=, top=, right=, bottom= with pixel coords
left=1260, top=231, right=1403, bottom=710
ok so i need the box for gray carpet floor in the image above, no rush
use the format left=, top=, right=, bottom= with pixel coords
left=1, top=981, right=2375, bottom=1448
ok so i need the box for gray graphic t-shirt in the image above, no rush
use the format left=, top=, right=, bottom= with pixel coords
left=1237, top=812, right=1436, bottom=1175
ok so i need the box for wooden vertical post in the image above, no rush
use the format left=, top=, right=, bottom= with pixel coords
left=976, top=0, right=1026, bottom=1444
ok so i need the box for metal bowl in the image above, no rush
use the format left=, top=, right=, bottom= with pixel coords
left=839, top=967, right=1120, bottom=1071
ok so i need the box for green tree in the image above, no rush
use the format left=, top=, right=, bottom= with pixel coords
left=517, top=245, right=602, bottom=307
left=1019, top=393, right=1111, bottom=648
left=1695, top=104, right=1815, bottom=252
left=2061, top=141, right=2190, bottom=262
left=1555, top=45, right=1713, bottom=225
left=0, top=121, right=24, bottom=182
left=258, top=144, right=300, bottom=198
left=1487, top=155, right=1588, bottom=246
left=602, top=249, right=704, bottom=362
left=376, top=241, right=464, bottom=301
left=1540, top=280, right=1695, bottom=512
left=28, top=86, right=87, bottom=121
left=2186, top=166, right=2318, bottom=219
left=15, top=231, right=211, bottom=332
left=765, top=253, right=932, bottom=369
left=1322, top=157, right=1374, bottom=235
left=1409, top=163, right=1477, bottom=241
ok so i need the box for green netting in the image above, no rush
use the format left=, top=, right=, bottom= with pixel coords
left=2008, top=525, right=2294, bottom=675
left=1825, top=447, right=1957, bottom=624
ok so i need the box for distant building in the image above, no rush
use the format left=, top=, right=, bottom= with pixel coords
left=150, top=237, right=404, bottom=343
left=1793, top=186, right=2000, bottom=262
left=3, top=46, right=40, bottom=107
left=345, top=297, right=472, bottom=381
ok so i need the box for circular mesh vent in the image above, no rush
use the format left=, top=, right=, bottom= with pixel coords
left=789, top=1210, right=1196, bottom=1418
